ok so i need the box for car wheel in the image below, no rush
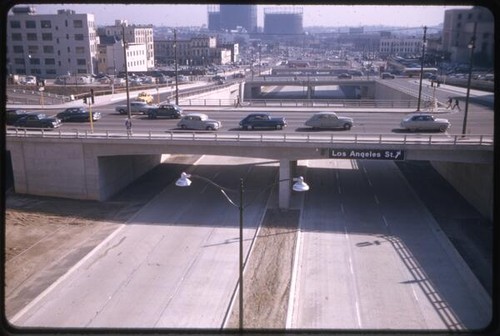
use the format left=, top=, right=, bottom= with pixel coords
left=181, top=124, right=187, bottom=129
left=206, top=125, right=214, bottom=131
left=343, top=123, right=352, bottom=130
left=276, top=124, right=282, bottom=130
left=439, top=125, right=447, bottom=132
left=118, top=109, right=126, bottom=114
left=250, top=125, right=255, bottom=130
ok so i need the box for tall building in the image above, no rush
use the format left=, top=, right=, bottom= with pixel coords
left=218, top=5, right=257, bottom=33
left=6, top=6, right=98, bottom=78
left=442, top=6, right=494, bottom=66
left=102, top=20, right=155, bottom=69
left=263, top=7, right=303, bottom=37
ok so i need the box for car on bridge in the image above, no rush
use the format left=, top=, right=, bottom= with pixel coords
left=56, top=107, right=101, bottom=122
left=305, top=112, right=354, bottom=130
left=115, top=101, right=152, bottom=115
left=177, top=113, right=221, bottom=131
left=6, top=109, right=30, bottom=125
left=337, top=73, right=352, bottom=79
left=13, top=113, right=62, bottom=129
left=147, top=103, right=183, bottom=119
left=136, top=91, right=154, bottom=104
left=400, top=113, right=450, bottom=132
left=239, top=113, right=287, bottom=130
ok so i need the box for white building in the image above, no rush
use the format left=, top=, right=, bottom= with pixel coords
left=102, top=20, right=155, bottom=70
left=97, top=38, right=148, bottom=75
left=6, top=6, right=98, bottom=78
left=379, top=36, right=423, bottom=57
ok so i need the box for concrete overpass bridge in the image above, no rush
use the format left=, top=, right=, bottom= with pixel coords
left=5, top=129, right=493, bottom=212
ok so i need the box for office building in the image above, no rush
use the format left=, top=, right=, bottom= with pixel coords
left=6, top=6, right=98, bottom=78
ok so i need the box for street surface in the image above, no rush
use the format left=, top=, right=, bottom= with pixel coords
left=287, top=159, right=491, bottom=330
left=10, top=156, right=491, bottom=331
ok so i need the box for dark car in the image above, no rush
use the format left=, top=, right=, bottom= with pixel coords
left=337, top=73, right=352, bottom=79
left=381, top=72, right=395, bottom=79
left=239, top=113, right=287, bottom=130
left=6, top=109, right=30, bottom=125
left=14, top=113, right=62, bottom=129
left=147, top=103, right=183, bottom=119
left=56, top=107, right=101, bottom=122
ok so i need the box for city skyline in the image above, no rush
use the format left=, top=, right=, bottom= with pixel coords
left=15, top=3, right=474, bottom=28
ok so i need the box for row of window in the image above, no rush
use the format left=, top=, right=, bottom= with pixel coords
left=10, top=19, right=86, bottom=29
left=14, top=68, right=89, bottom=76
left=10, top=45, right=88, bottom=55
left=11, top=33, right=93, bottom=42
left=12, top=58, right=88, bottom=66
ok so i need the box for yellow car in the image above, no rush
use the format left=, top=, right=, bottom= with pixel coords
left=136, top=91, right=154, bottom=104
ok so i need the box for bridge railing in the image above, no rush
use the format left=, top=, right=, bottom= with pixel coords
left=6, top=129, right=493, bottom=147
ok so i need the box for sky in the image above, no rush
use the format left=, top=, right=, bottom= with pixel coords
left=13, top=3, right=474, bottom=28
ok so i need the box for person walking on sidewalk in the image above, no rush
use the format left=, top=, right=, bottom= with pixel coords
left=446, top=97, right=453, bottom=109
left=125, top=117, right=132, bottom=136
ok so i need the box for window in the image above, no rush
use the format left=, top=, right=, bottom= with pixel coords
left=28, top=46, right=39, bottom=54
left=27, top=33, right=37, bottom=41
left=45, top=58, right=56, bottom=65
left=43, top=45, right=54, bottom=53
left=25, top=20, right=36, bottom=29
left=73, top=20, right=83, bottom=28
left=10, top=21, right=21, bottom=28
left=14, top=58, right=25, bottom=65
left=11, top=33, right=22, bottom=41
left=29, top=58, right=40, bottom=65
left=75, top=47, right=85, bottom=54
left=42, top=33, right=53, bottom=41
left=75, top=34, right=84, bottom=41
left=13, top=46, right=24, bottom=53
left=77, top=59, right=86, bottom=66
left=41, top=20, right=51, bottom=28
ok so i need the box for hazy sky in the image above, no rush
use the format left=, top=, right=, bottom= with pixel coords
left=16, top=3, right=473, bottom=28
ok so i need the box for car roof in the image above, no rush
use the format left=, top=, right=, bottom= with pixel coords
left=183, top=113, right=208, bottom=118
left=313, top=111, right=338, bottom=115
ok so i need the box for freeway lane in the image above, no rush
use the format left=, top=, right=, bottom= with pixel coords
left=288, top=159, right=491, bottom=330
left=11, top=156, right=279, bottom=328
left=19, top=103, right=493, bottom=137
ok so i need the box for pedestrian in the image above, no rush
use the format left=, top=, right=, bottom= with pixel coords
left=446, top=97, right=452, bottom=109
left=125, top=117, right=132, bottom=135
left=452, top=99, right=461, bottom=111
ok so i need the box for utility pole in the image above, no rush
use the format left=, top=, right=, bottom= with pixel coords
left=122, top=24, right=131, bottom=120
left=174, top=29, right=179, bottom=105
left=462, top=22, right=477, bottom=137
left=417, top=26, right=427, bottom=111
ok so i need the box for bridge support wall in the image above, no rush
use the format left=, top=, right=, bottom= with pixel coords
left=279, top=159, right=298, bottom=209
left=431, top=161, right=493, bottom=220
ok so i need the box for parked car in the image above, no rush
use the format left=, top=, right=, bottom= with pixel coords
left=337, top=73, right=352, bottom=79
left=305, top=111, right=354, bottom=130
left=147, top=104, right=183, bottom=119
left=381, top=72, right=395, bottom=79
left=136, top=91, right=154, bottom=104
left=56, top=107, right=101, bottom=122
left=115, top=101, right=152, bottom=115
left=20, top=76, right=37, bottom=85
left=400, top=113, right=450, bottom=132
left=13, top=113, right=62, bottom=129
left=239, top=113, right=287, bottom=130
left=6, top=109, right=30, bottom=125
left=177, top=113, right=221, bottom=130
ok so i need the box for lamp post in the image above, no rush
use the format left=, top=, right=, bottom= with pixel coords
left=175, top=172, right=309, bottom=330
left=174, top=29, right=179, bottom=105
left=462, top=22, right=477, bottom=138
left=417, top=26, right=427, bottom=111
left=122, top=24, right=131, bottom=120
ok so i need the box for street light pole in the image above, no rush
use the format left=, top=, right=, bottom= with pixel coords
left=174, top=29, right=179, bottom=105
left=462, top=22, right=477, bottom=138
left=417, top=26, right=427, bottom=111
left=175, top=172, right=309, bottom=330
left=122, top=24, right=131, bottom=120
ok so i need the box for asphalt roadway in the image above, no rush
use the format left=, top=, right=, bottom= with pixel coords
left=9, top=156, right=492, bottom=331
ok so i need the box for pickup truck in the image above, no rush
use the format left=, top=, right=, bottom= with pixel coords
left=115, top=101, right=152, bottom=115
left=239, top=113, right=287, bottom=130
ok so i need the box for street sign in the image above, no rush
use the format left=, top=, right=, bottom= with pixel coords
left=329, top=149, right=405, bottom=160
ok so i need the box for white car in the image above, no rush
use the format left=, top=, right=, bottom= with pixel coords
left=177, top=113, right=221, bottom=131
left=400, top=113, right=450, bottom=132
